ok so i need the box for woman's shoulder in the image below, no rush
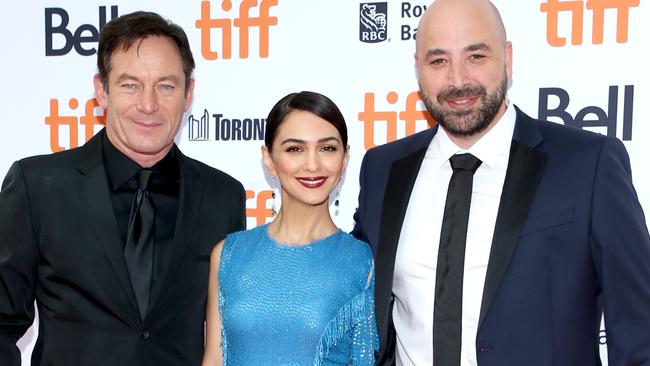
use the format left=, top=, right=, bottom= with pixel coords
left=333, top=232, right=374, bottom=283
left=221, top=224, right=268, bottom=259
left=225, top=224, right=267, bottom=244
left=337, top=232, right=373, bottom=259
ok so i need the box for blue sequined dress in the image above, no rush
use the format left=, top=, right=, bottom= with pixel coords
left=218, top=224, right=379, bottom=365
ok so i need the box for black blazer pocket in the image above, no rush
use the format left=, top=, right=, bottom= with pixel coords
left=520, top=207, right=574, bottom=237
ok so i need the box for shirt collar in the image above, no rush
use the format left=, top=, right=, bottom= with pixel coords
left=431, top=100, right=516, bottom=168
left=102, top=133, right=180, bottom=192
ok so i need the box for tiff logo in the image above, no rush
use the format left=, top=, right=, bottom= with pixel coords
left=358, top=91, right=434, bottom=150
left=246, top=189, right=274, bottom=226
left=188, top=109, right=210, bottom=141
left=196, top=0, right=278, bottom=60
left=45, top=98, right=105, bottom=152
left=540, top=0, right=639, bottom=46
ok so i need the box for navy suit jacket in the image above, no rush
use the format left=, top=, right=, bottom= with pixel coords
left=352, top=106, right=650, bottom=365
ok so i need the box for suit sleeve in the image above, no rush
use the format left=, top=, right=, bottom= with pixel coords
left=0, top=162, right=38, bottom=366
left=352, top=153, right=369, bottom=244
left=590, top=137, right=650, bottom=365
left=232, top=182, right=246, bottom=232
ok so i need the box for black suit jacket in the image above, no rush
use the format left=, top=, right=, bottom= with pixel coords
left=0, top=129, right=246, bottom=366
left=352, top=107, right=650, bottom=365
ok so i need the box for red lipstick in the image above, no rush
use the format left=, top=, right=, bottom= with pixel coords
left=296, top=176, right=327, bottom=189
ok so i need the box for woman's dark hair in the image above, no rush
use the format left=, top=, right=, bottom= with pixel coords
left=97, top=11, right=195, bottom=95
left=264, top=91, right=348, bottom=151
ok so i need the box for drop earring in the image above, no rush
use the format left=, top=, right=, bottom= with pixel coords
left=334, top=186, right=341, bottom=216
left=271, top=176, right=277, bottom=216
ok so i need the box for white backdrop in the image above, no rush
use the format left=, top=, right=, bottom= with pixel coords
left=1, top=1, right=647, bottom=364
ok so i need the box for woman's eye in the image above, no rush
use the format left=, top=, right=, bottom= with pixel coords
left=286, top=146, right=302, bottom=152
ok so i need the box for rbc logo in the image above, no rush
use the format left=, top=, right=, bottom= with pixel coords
left=195, top=0, right=278, bottom=60
left=359, top=3, right=388, bottom=43
left=540, top=0, right=639, bottom=46
left=538, top=85, right=634, bottom=141
left=358, top=91, right=434, bottom=149
left=246, top=189, right=274, bottom=226
left=45, top=98, right=106, bottom=152
left=45, top=6, right=119, bottom=56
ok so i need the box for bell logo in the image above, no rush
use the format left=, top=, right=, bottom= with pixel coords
left=196, top=0, right=278, bottom=60
left=246, top=189, right=274, bottom=227
left=540, top=0, right=639, bottom=46
left=358, top=91, right=435, bottom=150
left=538, top=85, right=634, bottom=141
left=45, top=98, right=106, bottom=152
left=45, top=6, right=119, bottom=56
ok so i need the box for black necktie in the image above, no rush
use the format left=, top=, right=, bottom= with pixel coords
left=124, top=168, right=155, bottom=319
left=433, top=153, right=482, bottom=366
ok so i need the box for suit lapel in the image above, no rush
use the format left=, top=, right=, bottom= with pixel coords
left=478, top=110, right=547, bottom=328
left=75, top=131, right=141, bottom=326
left=148, top=150, right=204, bottom=310
left=375, top=130, right=436, bottom=339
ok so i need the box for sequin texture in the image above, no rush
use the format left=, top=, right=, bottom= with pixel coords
left=218, top=224, right=379, bottom=365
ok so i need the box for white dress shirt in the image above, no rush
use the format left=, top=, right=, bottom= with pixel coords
left=392, top=104, right=516, bottom=366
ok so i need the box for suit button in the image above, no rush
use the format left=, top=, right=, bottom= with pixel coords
left=479, top=346, right=493, bottom=352
left=141, top=330, right=150, bottom=340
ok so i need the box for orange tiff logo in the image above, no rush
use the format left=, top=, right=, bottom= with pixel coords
left=44, top=98, right=105, bottom=152
left=358, top=91, right=435, bottom=150
left=540, top=0, right=639, bottom=46
left=246, top=189, right=274, bottom=226
left=196, top=0, right=278, bottom=60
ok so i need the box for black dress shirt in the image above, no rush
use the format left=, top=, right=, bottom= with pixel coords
left=102, top=134, right=180, bottom=296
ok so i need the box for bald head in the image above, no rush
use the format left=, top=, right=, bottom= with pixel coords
left=417, top=0, right=507, bottom=56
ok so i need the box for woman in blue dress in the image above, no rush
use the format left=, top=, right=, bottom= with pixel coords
left=202, top=91, right=379, bottom=365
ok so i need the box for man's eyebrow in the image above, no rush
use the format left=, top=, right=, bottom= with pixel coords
left=157, top=75, right=181, bottom=84
left=114, top=73, right=181, bottom=84
left=465, top=42, right=491, bottom=52
left=425, top=48, right=447, bottom=59
left=115, top=73, right=139, bottom=83
left=424, top=43, right=492, bottom=59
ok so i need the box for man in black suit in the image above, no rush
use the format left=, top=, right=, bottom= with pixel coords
left=353, top=0, right=650, bottom=365
left=0, top=11, right=245, bottom=366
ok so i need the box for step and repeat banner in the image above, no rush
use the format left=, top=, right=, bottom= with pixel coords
left=1, top=1, right=647, bottom=364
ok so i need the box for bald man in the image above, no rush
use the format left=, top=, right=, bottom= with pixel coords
left=352, top=0, right=650, bottom=365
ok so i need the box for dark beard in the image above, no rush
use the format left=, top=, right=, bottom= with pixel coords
left=421, top=75, right=507, bottom=137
